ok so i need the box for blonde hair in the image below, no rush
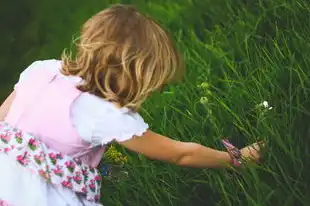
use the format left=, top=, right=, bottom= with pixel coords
left=61, top=4, right=183, bottom=111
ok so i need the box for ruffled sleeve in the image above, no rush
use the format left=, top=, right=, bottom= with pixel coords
left=86, top=106, right=149, bottom=145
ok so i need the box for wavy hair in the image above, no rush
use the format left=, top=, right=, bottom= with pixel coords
left=61, top=4, right=183, bottom=111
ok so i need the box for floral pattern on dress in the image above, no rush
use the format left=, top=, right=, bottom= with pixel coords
left=0, top=122, right=102, bottom=202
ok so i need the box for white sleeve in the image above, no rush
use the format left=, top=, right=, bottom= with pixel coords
left=14, top=61, right=42, bottom=90
left=91, top=110, right=149, bottom=145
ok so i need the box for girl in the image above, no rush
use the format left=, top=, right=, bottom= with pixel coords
left=0, top=4, right=262, bottom=206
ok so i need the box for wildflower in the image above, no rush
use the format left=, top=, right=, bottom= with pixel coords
left=258, top=101, right=273, bottom=110
left=199, top=97, right=208, bottom=105
left=100, top=164, right=112, bottom=177
left=105, top=145, right=128, bottom=165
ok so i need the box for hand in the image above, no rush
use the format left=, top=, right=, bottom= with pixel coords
left=240, top=142, right=264, bottom=163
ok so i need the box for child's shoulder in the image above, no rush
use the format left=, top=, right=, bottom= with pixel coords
left=31, top=59, right=61, bottom=71
left=25, top=59, right=61, bottom=70
left=14, top=59, right=61, bottom=89
left=16, top=59, right=82, bottom=89
left=19, top=59, right=61, bottom=80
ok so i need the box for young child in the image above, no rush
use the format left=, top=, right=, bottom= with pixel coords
left=0, top=4, right=262, bottom=206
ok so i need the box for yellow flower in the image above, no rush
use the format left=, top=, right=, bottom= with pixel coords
left=105, top=144, right=128, bottom=165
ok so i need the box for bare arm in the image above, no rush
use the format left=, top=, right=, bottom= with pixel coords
left=0, top=91, right=16, bottom=121
left=119, top=130, right=232, bottom=168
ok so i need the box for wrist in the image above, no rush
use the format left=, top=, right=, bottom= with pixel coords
left=218, top=151, right=240, bottom=167
left=218, top=151, right=234, bottom=166
left=221, top=139, right=242, bottom=167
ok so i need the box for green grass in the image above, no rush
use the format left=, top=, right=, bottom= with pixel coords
left=1, top=0, right=310, bottom=205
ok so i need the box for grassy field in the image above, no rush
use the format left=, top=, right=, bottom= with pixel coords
left=1, top=0, right=310, bottom=205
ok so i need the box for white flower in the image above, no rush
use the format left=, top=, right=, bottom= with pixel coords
left=262, top=101, right=269, bottom=108
left=259, top=101, right=273, bottom=110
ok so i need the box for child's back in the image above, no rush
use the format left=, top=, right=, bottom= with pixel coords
left=6, top=59, right=148, bottom=167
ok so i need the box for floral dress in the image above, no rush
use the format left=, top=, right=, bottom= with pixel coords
left=0, top=122, right=102, bottom=206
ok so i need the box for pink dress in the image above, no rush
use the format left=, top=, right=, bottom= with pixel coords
left=0, top=60, right=149, bottom=206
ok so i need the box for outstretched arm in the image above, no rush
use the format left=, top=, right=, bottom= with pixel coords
left=119, top=130, right=262, bottom=168
left=119, top=130, right=232, bottom=168
left=0, top=91, right=15, bottom=121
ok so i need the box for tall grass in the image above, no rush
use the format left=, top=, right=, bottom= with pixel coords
left=1, top=0, right=310, bottom=205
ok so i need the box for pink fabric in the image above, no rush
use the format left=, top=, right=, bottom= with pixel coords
left=0, top=199, right=13, bottom=206
left=5, top=68, right=105, bottom=167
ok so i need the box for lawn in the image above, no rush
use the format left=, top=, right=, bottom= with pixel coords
left=1, top=0, right=310, bottom=205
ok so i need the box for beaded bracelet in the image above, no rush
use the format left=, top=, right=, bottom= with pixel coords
left=221, top=139, right=242, bottom=167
